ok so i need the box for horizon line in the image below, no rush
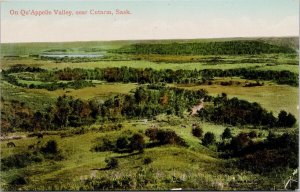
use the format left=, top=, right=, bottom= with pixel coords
left=1, top=35, right=299, bottom=44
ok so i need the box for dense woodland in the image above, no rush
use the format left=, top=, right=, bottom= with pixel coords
left=218, top=131, right=298, bottom=174
left=1, top=84, right=296, bottom=133
left=199, top=94, right=296, bottom=127
left=114, top=41, right=296, bottom=55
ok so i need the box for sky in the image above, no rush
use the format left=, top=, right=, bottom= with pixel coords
left=0, top=0, right=299, bottom=43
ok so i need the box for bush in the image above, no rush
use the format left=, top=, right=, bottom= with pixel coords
left=116, top=137, right=129, bottom=151
left=191, top=125, right=203, bottom=138
left=145, top=128, right=158, bottom=141
left=202, top=132, right=216, bottom=146
left=143, top=157, right=153, bottom=165
left=248, top=131, right=257, bottom=138
left=9, top=174, right=28, bottom=185
left=129, top=133, right=145, bottom=153
left=156, top=129, right=187, bottom=146
left=239, top=149, right=283, bottom=173
left=239, top=133, right=298, bottom=173
left=105, top=157, right=118, bottom=169
left=93, top=138, right=115, bottom=152
left=277, top=110, right=296, bottom=127
left=229, top=133, right=252, bottom=152
left=1, top=152, right=43, bottom=171
left=221, top=127, right=232, bottom=140
left=41, top=140, right=58, bottom=154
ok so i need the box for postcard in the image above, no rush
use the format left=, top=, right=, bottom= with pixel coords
left=0, top=0, right=299, bottom=191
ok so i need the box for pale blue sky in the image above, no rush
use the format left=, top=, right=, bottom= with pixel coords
left=1, top=0, right=299, bottom=42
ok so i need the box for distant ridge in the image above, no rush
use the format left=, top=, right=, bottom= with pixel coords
left=114, top=40, right=297, bottom=55
left=1, top=36, right=298, bottom=56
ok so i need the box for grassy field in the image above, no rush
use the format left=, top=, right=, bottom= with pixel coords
left=23, top=83, right=138, bottom=101
left=174, top=79, right=299, bottom=118
left=1, top=118, right=274, bottom=190
left=2, top=56, right=298, bottom=73
left=3, top=58, right=299, bottom=74
left=257, top=64, right=299, bottom=73
left=1, top=81, right=138, bottom=114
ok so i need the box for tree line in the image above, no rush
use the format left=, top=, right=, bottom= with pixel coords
left=3, top=74, right=94, bottom=91
left=3, top=66, right=298, bottom=87
left=114, top=40, right=296, bottom=55
left=46, top=67, right=300, bottom=86
left=201, top=68, right=298, bottom=86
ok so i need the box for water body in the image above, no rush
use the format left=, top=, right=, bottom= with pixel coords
left=41, top=54, right=104, bottom=58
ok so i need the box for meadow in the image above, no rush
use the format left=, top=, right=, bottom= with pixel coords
left=1, top=37, right=298, bottom=191
left=175, top=79, right=299, bottom=118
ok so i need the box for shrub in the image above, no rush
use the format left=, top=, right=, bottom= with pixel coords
left=229, top=133, right=252, bottom=152
left=248, top=131, right=257, bottom=138
left=239, top=149, right=283, bottom=173
left=129, top=133, right=145, bottom=153
left=116, top=137, right=129, bottom=150
left=156, top=129, right=186, bottom=146
left=1, top=152, right=43, bottom=171
left=145, top=128, right=158, bottom=141
left=239, top=133, right=298, bottom=173
left=221, top=127, right=232, bottom=140
left=202, top=132, right=216, bottom=146
left=93, top=138, right=115, bottom=152
left=9, top=174, right=28, bottom=185
left=105, top=157, right=118, bottom=169
left=191, top=125, right=203, bottom=138
left=143, top=157, right=153, bottom=165
left=277, top=110, right=296, bottom=127
left=41, top=140, right=58, bottom=154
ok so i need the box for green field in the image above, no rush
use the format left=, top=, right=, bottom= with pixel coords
left=174, top=79, right=299, bottom=118
left=0, top=119, right=274, bottom=190
left=2, top=56, right=299, bottom=74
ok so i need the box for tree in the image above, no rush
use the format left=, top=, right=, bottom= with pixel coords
left=105, top=157, right=118, bottom=169
left=33, top=111, right=43, bottom=132
left=230, top=133, right=251, bottom=152
left=129, top=133, right=145, bottom=153
left=116, top=137, right=129, bottom=150
left=191, top=125, right=203, bottom=138
left=41, top=140, right=58, bottom=154
left=202, top=132, right=216, bottom=146
left=286, top=113, right=297, bottom=127
left=157, top=129, right=177, bottom=145
left=277, top=110, right=296, bottom=127
left=248, top=131, right=257, bottom=138
left=278, top=110, right=288, bottom=127
left=55, top=95, right=72, bottom=127
left=145, top=128, right=158, bottom=141
left=222, top=128, right=232, bottom=140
